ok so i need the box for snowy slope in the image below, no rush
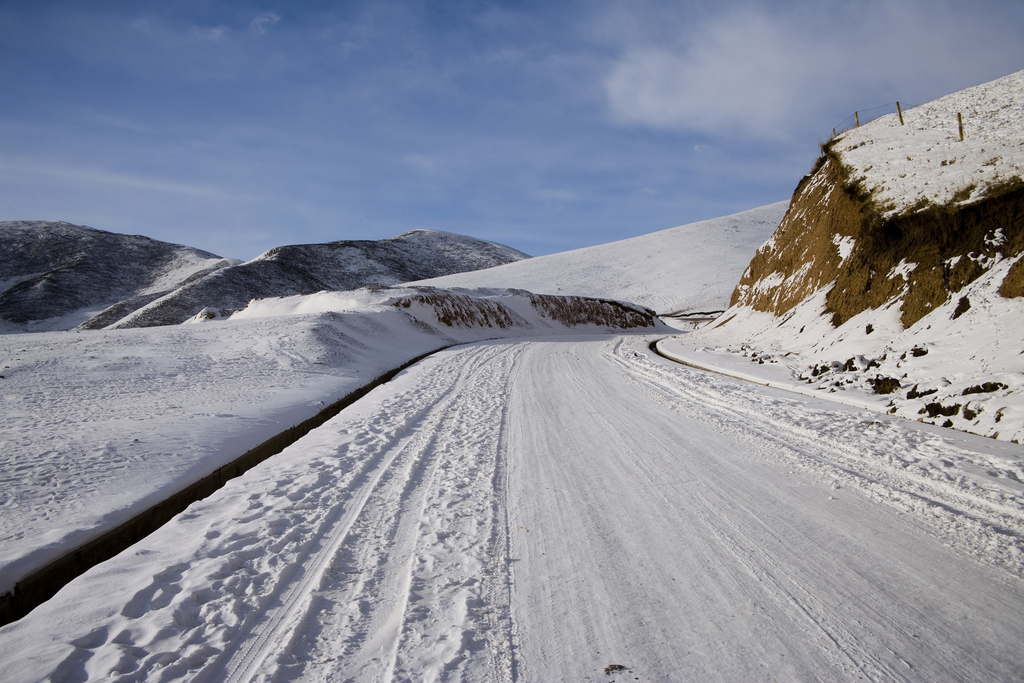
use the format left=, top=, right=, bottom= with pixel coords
left=0, top=221, right=236, bottom=333
left=0, top=287, right=659, bottom=597
left=411, top=203, right=787, bottom=316
left=109, top=230, right=531, bottom=329
left=698, top=70, right=1024, bottom=443
left=1, top=335, right=1023, bottom=681
left=835, top=69, right=1024, bottom=216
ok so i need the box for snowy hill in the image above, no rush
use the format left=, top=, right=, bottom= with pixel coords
left=665, top=69, right=1024, bottom=442
left=106, top=230, right=530, bottom=329
left=410, top=203, right=787, bottom=316
left=0, top=221, right=236, bottom=333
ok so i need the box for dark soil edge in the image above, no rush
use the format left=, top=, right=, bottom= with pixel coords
left=0, top=345, right=451, bottom=627
left=648, top=338, right=769, bottom=387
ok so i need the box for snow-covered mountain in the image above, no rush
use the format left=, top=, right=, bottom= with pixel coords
left=105, top=230, right=531, bottom=329
left=0, top=225, right=530, bottom=332
left=412, top=203, right=787, bottom=316
left=671, top=69, right=1024, bottom=442
left=0, top=221, right=237, bottom=333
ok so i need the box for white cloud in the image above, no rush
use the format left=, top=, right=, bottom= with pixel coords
left=605, top=9, right=828, bottom=139
left=602, top=1, right=1024, bottom=140
left=250, top=13, right=281, bottom=36
left=0, top=159, right=248, bottom=201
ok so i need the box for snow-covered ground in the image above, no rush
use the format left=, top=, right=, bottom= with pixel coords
left=412, top=202, right=787, bottom=316
left=0, top=287, right=660, bottom=596
left=2, top=334, right=1023, bottom=681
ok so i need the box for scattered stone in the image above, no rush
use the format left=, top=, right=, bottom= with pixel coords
left=920, top=402, right=962, bottom=418
left=951, top=296, right=971, bottom=320
left=869, top=376, right=902, bottom=394
left=963, top=382, right=1008, bottom=395
left=907, top=385, right=938, bottom=400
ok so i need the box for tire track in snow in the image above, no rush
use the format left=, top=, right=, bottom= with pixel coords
left=584, top=381, right=876, bottom=677
left=614, top=336, right=1024, bottom=577
left=7, top=334, right=1024, bottom=681
left=504, top=335, right=1024, bottom=681
left=220, top=341, right=522, bottom=682
left=190, top=359, right=472, bottom=683
left=206, top=410, right=445, bottom=683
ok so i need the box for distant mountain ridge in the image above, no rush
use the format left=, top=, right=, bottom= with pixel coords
left=105, top=230, right=530, bottom=329
left=0, top=221, right=237, bottom=332
left=0, top=224, right=530, bottom=332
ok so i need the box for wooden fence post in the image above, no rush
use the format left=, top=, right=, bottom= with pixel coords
left=958, top=112, right=964, bottom=141
left=855, top=111, right=860, bottom=128
left=897, top=102, right=904, bottom=125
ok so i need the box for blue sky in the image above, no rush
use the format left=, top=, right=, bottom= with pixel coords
left=1, top=1, right=1021, bottom=260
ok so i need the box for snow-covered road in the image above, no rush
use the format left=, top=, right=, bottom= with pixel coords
left=3, top=334, right=1024, bottom=681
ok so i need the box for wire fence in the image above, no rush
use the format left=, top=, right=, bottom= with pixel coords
left=832, top=101, right=919, bottom=137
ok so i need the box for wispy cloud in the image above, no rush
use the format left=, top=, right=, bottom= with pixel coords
left=606, top=11, right=815, bottom=139
left=536, top=188, right=577, bottom=201
left=0, top=159, right=250, bottom=201
left=131, top=17, right=152, bottom=34
left=403, top=154, right=441, bottom=175
left=249, top=13, right=281, bottom=36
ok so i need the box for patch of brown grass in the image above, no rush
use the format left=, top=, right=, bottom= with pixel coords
left=394, top=291, right=522, bottom=329
left=529, top=294, right=656, bottom=329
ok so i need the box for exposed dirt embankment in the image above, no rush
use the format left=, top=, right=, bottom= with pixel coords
left=731, top=145, right=1024, bottom=328
left=527, top=293, right=657, bottom=328
left=393, top=288, right=659, bottom=330
left=829, top=178, right=1024, bottom=328
left=730, top=154, right=862, bottom=316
